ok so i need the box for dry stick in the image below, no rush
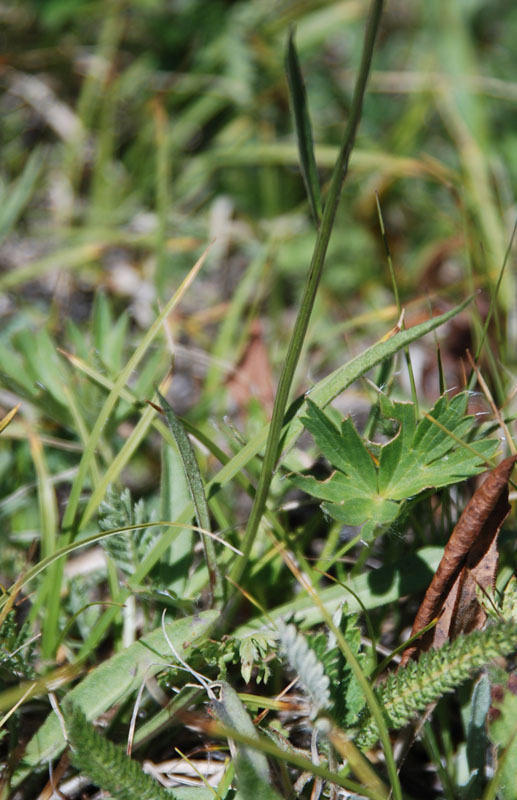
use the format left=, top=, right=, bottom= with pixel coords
left=400, top=454, right=517, bottom=667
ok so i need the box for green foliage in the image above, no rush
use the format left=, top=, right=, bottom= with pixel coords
left=0, top=611, right=36, bottom=689
left=488, top=673, right=517, bottom=800
left=2, top=1, right=517, bottom=797
left=64, top=704, right=176, bottom=800
left=16, top=610, right=218, bottom=782
left=213, top=681, right=270, bottom=783
left=285, top=29, right=322, bottom=228
left=98, top=485, right=158, bottom=576
left=234, top=755, right=284, bottom=800
left=278, top=621, right=331, bottom=716
left=356, top=622, right=517, bottom=750
left=239, top=631, right=277, bottom=685
left=158, top=392, right=222, bottom=602
left=311, top=607, right=367, bottom=730
left=289, top=392, right=499, bottom=540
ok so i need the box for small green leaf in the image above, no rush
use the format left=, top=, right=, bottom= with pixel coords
left=0, top=147, right=43, bottom=243
left=159, top=441, right=193, bottom=595
left=234, top=755, right=284, bottom=800
left=285, top=28, right=322, bottom=227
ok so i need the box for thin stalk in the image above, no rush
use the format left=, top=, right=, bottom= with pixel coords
left=228, top=0, right=384, bottom=589
left=375, top=192, right=418, bottom=416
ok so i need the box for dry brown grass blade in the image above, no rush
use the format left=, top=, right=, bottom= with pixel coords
left=400, top=454, right=517, bottom=666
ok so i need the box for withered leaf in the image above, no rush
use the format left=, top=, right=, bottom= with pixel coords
left=400, top=454, right=517, bottom=666
left=226, top=320, right=275, bottom=416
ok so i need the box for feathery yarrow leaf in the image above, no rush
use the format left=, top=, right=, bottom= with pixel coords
left=65, top=705, right=176, bottom=799
left=278, top=622, right=330, bottom=716
left=356, top=621, right=517, bottom=749
left=98, top=485, right=158, bottom=576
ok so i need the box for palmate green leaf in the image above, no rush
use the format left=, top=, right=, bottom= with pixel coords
left=289, top=392, right=499, bottom=538
left=376, top=392, right=497, bottom=499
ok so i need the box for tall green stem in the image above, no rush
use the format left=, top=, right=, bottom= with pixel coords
left=229, top=0, right=384, bottom=588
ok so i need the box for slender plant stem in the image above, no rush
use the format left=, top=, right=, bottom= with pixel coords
left=228, top=0, right=384, bottom=588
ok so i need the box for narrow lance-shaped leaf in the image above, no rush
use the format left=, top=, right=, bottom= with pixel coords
left=285, top=28, right=322, bottom=227
left=157, top=391, right=222, bottom=603
left=213, top=681, right=270, bottom=784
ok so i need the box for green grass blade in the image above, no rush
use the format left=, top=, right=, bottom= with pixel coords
left=286, top=28, right=322, bottom=227
left=228, top=0, right=385, bottom=592
left=159, top=440, right=192, bottom=596
left=158, top=392, right=223, bottom=603
left=61, top=242, right=212, bottom=536
left=0, top=147, right=44, bottom=243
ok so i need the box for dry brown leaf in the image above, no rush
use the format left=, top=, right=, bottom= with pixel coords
left=226, top=320, right=275, bottom=416
left=400, top=454, right=517, bottom=666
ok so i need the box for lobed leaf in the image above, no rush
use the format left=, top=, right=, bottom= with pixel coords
left=289, top=391, right=499, bottom=539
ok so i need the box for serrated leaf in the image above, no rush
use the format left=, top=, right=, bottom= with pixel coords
left=377, top=392, right=497, bottom=500
left=289, top=391, right=499, bottom=538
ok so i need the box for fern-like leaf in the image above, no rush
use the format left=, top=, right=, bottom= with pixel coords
left=98, top=485, right=158, bottom=576
left=356, top=621, right=517, bottom=749
left=0, top=611, right=36, bottom=688
left=309, top=606, right=366, bottom=728
left=65, top=704, right=176, bottom=799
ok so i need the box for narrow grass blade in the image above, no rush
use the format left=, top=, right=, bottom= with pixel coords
left=158, top=392, right=222, bottom=603
left=80, top=372, right=172, bottom=526
left=229, top=0, right=385, bottom=594
left=29, top=433, right=59, bottom=659
left=286, top=28, right=322, bottom=227
left=0, top=404, right=21, bottom=433
left=62, top=242, right=212, bottom=536
left=160, top=440, right=192, bottom=595
left=0, top=147, right=43, bottom=243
